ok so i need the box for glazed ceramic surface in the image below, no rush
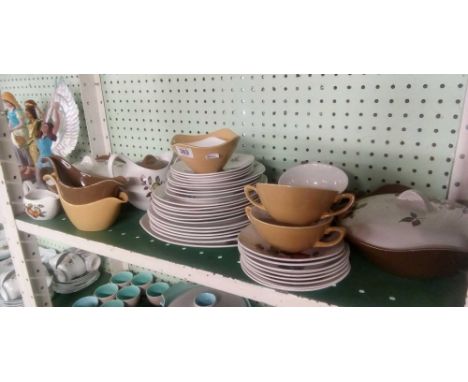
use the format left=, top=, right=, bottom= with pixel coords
left=110, top=271, right=134, bottom=288
left=46, top=174, right=129, bottom=232
left=341, top=189, right=468, bottom=252
left=74, top=155, right=125, bottom=178
left=0, top=270, right=21, bottom=301
left=244, top=183, right=355, bottom=225
left=146, top=282, right=170, bottom=306
left=279, top=162, right=349, bottom=192
left=171, top=128, right=240, bottom=173
left=107, top=152, right=172, bottom=210
left=340, top=189, right=468, bottom=278
left=117, top=285, right=141, bottom=307
left=143, top=158, right=266, bottom=248
left=46, top=156, right=126, bottom=205
left=24, top=189, right=60, bottom=220
left=237, top=224, right=351, bottom=291
left=94, top=283, right=119, bottom=303
left=101, top=299, right=125, bottom=307
left=131, top=271, right=154, bottom=291
left=72, top=296, right=99, bottom=307
left=53, top=271, right=101, bottom=294
left=168, top=285, right=250, bottom=307
left=246, top=206, right=346, bottom=253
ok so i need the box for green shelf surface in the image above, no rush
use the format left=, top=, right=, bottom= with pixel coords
left=19, top=205, right=467, bottom=307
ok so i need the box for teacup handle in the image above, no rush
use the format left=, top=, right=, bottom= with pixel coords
left=107, top=154, right=121, bottom=178
left=321, top=193, right=356, bottom=219
left=315, top=227, right=346, bottom=248
left=22, top=180, right=35, bottom=195
left=244, top=185, right=266, bottom=211
left=118, top=192, right=129, bottom=204
left=42, top=173, right=59, bottom=195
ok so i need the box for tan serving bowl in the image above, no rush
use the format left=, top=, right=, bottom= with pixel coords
left=44, top=174, right=128, bottom=231
left=171, top=128, right=240, bottom=173
left=245, top=206, right=346, bottom=253
left=244, top=183, right=355, bottom=225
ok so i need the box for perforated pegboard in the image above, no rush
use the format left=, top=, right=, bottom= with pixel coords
left=0, top=74, right=90, bottom=162
left=101, top=74, right=467, bottom=198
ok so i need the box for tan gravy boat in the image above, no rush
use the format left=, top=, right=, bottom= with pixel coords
left=44, top=174, right=128, bottom=232
left=45, top=156, right=127, bottom=205
left=244, top=183, right=355, bottom=225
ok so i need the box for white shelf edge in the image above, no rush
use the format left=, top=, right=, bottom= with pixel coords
left=15, top=219, right=333, bottom=307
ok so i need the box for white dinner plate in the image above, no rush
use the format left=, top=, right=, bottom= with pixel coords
left=140, top=214, right=238, bottom=248
left=240, top=258, right=351, bottom=292
left=238, top=225, right=347, bottom=264
left=239, top=245, right=350, bottom=275
left=240, top=250, right=350, bottom=282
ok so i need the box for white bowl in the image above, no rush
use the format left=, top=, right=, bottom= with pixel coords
left=279, top=162, right=349, bottom=193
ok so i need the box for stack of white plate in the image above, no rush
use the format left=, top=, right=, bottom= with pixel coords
left=141, top=153, right=266, bottom=247
left=0, top=295, right=23, bottom=307
left=238, top=225, right=351, bottom=292
left=53, top=270, right=101, bottom=294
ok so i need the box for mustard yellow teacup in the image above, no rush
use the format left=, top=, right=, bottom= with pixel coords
left=245, top=206, right=346, bottom=253
left=244, top=183, right=354, bottom=225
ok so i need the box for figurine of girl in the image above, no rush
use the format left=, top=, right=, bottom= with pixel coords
left=1, top=92, right=35, bottom=175
left=35, top=102, right=60, bottom=187
left=24, top=100, right=43, bottom=165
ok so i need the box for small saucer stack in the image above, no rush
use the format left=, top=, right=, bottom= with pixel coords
left=238, top=225, right=350, bottom=292
left=239, top=162, right=355, bottom=292
left=142, top=153, right=267, bottom=247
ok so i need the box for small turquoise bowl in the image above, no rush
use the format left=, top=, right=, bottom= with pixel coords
left=94, top=283, right=119, bottom=303
left=110, top=271, right=134, bottom=288
left=194, top=292, right=217, bottom=307
left=101, top=299, right=125, bottom=307
left=146, top=282, right=170, bottom=306
left=131, top=271, right=154, bottom=290
left=72, top=296, right=99, bottom=307
left=117, top=285, right=141, bottom=307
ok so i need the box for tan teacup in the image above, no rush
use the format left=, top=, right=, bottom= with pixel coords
left=244, top=183, right=355, bottom=225
left=245, top=206, right=346, bottom=253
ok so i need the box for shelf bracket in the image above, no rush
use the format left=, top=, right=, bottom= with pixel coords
left=78, top=74, right=128, bottom=273
left=0, top=94, right=51, bottom=307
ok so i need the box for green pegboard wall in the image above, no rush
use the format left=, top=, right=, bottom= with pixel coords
left=0, top=74, right=90, bottom=162
left=101, top=74, right=467, bottom=199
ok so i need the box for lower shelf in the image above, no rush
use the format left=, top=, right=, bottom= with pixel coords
left=18, top=205, right=468, bottom=307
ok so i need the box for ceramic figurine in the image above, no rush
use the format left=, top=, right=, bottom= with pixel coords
left=35, top=102, right=61, bottom=188
left=1, top=92, right=35, bottom=176
left=23, top=100, right=43, bottom=165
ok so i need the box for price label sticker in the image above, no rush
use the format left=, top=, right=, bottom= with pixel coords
left=175, top=147, right=194, bottom=158
left=205, top=153, right=220, bottom=160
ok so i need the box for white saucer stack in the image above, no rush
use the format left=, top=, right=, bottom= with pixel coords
left=53, top=271, right=101, bottom=294
left=142, top=153, right=267, bottom=247
left=238, top=225, right=351, bottom=292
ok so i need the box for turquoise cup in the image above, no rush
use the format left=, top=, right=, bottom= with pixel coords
left=72, top=296, right=99, bottom=307
left=110, top=271, right=134, bottom=288
left=146, top=282, right=170, bottom=306
left=194, top=292, right=217, bottom=307
left=131, top=271, right=154, bottom=291
left=117, top=285, right=141, bottom=307
left=94, top=283, right=119, bottom=303
left=101, top=299, right=125, bottom=307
